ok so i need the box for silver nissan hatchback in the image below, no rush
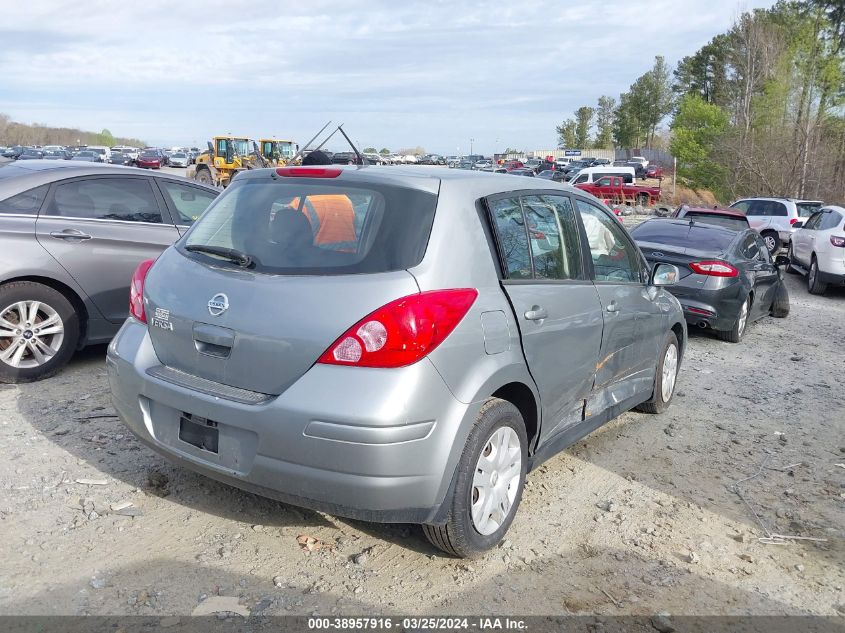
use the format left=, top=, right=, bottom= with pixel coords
left=108, top=165, right=686, bottom=557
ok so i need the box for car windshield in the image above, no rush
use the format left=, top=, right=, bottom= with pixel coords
left=172, top=153, right=186, bottom=158
left=140, top=152, right=157, bottom=158
left=631, top=220, right=737, bottom=252
left=76, top=151, right=95, bottom=157
left=182, top=177, right=438, bottom=275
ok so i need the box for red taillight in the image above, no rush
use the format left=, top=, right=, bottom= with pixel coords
left=689, top=260, right=739, bottom=277
left=129, top=259, right=155, bottom=323
left=317, top=289, right=478, bottom=368
left=276, top=167, right=342, bottom=178
left=789, top=218, right=798, bottom=225
left=831, top=236, right=845, bottom=248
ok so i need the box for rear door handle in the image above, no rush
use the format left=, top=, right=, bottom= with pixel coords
left=524, top=307, right=547, bottom=321
left=50, top=229, right=92, bottom=241
left=606, top=301, right=619, bottom=313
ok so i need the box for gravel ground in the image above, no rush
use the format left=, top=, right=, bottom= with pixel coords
left=0, top=261, right=843, bottom=618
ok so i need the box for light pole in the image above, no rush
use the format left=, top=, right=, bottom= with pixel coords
left=470, top=138, right=475, bottom=155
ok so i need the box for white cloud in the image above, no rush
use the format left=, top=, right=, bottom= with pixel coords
left=1, top=0, right=775, bottom=151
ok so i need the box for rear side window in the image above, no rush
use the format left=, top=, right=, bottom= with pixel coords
left=183, top=178, right=437, bottom=275
left=747, top=200, right=787, bottom=217
left=46, top=178, right=163, bottom=223
left=521, top=195, right=583, bottom=280
left=0, top=184, right=48, bottom=214
left=488, top=197, right=532, bottom=279
left=158, top=180, right=218, bottom=225
left=740, top=235, right=762, bottom=260
left=819, top=211, right=844, bottom=231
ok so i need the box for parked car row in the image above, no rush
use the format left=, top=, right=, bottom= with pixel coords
left=0, top=143, right=197, bottom=168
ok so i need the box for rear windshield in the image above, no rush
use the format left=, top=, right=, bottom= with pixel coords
left=630, top=220, right=736, bottom=252
left=684, top=212, right=748, bottom=231
left=181, top=177, right=438, bottom=275
left=797, top=202, right=821, bottom=217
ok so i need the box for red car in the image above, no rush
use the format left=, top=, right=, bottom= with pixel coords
left=136, top=151, right=162, bottom=169
left=646, top=164, right=664, bottom=179
left=502, top=159, right=524, bottom=170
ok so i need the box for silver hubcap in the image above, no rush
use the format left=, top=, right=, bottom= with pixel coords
left=471, top=426, right=522, bottom=536
left=810, top=262, right=816, bottom=285
left=737, top=298, right=749, bottom=337
left=764, top=235, right=776, bottom=251
left=0, top=301, right=64, bottom=368
left=660, top=343, right=679, bottom=403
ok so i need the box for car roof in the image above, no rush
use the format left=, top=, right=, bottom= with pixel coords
left=0, top=159, right=218, bottom=194
left=239, top=165, right=588, bottom=199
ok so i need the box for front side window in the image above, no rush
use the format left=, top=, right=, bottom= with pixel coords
left=803, top=212, right=823, bottom=230
left=575, top=199, right=641, bottom=283
left=46, top=178, right=163, bottom=223
left=750, top=200, right=787, bottom=217
left=159, top=180, right=218, bottom=225
left=731, top=201, right=751, bottom=214
left=489, top=197, right=532, bottom=279
left=0, top=185, right=48, bottom=215
left=183, top=178, right=437, bottom=275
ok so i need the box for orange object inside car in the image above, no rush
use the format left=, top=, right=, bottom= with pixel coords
left=291, top=195, right=356, bottom=247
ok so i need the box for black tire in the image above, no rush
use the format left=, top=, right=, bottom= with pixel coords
left=195, top=168, right=213, bottom=186
left=636, top=331, right=680, bottom=414
left=807, top=257, right=828, bottom=295
left=761, top=231, right=780, bottom=254
left=422, top=398, right=528, bottom=558
left=637, top=193, right=650, bottom=206
left=786, top=244, right=800, bottom=274
left=0, top=282, right=79, bottom=383
left=770, top=281, right=790, bottom=318
left=716, top=295, right=750, bottom=343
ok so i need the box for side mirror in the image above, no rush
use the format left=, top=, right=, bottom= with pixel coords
left=774, top=255, right=790, bottom=267
left=651, top=263, right=679, bottom=286
left=792, top=221, right=804, bottom=229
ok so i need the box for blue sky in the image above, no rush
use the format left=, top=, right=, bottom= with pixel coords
left=1, top=1, right=773, bottom=154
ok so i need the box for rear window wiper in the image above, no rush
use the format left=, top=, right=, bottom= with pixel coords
left=185, top=244, right=254, bottom=268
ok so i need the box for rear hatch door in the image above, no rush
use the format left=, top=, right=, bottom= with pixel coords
left=142, top=173, right=439, bottom=396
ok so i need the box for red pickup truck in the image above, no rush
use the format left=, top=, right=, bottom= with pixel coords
left=575, top=175, right=661, bottom=206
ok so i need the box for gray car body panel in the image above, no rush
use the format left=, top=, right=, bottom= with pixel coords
left=108, top=166, right=686, bottom=524
left=0, top=160, right=218, bottom=345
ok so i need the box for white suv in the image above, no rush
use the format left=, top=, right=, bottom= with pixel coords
left=730, top=197, right=823, bottom=253
left=787, top=206, right=845, bottom=295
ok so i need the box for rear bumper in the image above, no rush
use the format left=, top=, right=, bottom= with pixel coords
left=668, top=285, right=744, bottom=332
left=818, top=268, right=845, bottom=286
left=106, top=319, right=476, bottom=524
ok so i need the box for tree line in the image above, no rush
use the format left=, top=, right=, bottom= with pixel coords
left=557, top=0, right=844, bottom=203
left=0, top=113, right=146, bottom=149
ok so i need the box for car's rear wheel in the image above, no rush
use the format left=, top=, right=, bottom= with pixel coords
left=786, top=244, right=800, bottom=274
left=717, top=295, right=750, bottom=343
left=637, top=193, right=650, bottom=206
left=423, top=398, right=527, bottom=558
left=0, top=282, right=79, bottom=383
left=636, top=331, right=680, bottom=414
left=761, top=231, right=780, bottom=254
left=770, top=281, right=790, bottom=318
left=807, top=257, right=828, bottom=295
